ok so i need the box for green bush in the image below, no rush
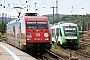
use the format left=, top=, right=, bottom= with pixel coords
left=54, top=42, right=60, bottom=49
left=0, top=33, right=6, bottom=37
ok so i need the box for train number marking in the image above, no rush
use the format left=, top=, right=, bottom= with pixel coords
left=36, top=33, right=40, bottom=36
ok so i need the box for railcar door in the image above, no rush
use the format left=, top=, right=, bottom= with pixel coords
left=51, top=29, right=56, bottom=43
left=56, top=28, right=62, bottom=45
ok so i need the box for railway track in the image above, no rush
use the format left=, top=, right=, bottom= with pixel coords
left=80, top=41, right=90, bottom=46
left=50, top=49, right=70, bottom=60
left=59, top=47, right=90, bottom=60
left=32, top=48, right=79, bottom=60
left=51, top=40, right=90, bottom=60
left=45, top=49, right=64, bottom=60
left=36, top=49, right=64, bottom=60
left=0, top=37, right=6, bottom=42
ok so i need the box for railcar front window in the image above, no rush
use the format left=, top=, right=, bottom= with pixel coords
left=37, top=22, right=48, bottom=29
left=64, top=26, right=77, bottom=36
left=26, top=22, right=37, bottom=28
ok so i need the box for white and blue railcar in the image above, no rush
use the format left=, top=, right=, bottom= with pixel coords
left=51, top=21, right=80, bottom=47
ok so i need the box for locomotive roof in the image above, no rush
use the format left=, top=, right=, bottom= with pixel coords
left=24, top=13, right=39, bottom=16
left=24, top=16, right=47, bottom=18
left=6, top=18, right=19, bottom=25
left=7, top=15, right=48, bottom=26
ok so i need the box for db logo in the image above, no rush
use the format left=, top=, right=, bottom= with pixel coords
left=36, top=33, right=40, bottom=36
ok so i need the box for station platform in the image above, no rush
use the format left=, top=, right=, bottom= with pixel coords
left=0, top=46, right=9, bottom=60
left=0, top=42, right=36, bottom=60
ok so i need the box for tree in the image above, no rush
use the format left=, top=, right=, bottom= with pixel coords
left=0, top=23, right=6, bottom=34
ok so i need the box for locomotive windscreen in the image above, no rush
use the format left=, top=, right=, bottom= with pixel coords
left=26, top=22, right=48, bottom=29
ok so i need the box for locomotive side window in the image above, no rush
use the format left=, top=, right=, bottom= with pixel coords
left=37, top=22, right=48, bottom=29
left=26, top=22, right=37, bottom=28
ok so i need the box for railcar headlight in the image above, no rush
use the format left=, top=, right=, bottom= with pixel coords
left=44, top=33, right=49, bottom=37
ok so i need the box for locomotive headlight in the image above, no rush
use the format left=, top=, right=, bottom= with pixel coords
left=44, top=33, right=49, bottom=37
left=27, top=33, right=32, bottom=40
left=44, top=38, right=49, bottom=40
left=27, top=35, right=32, bottom=40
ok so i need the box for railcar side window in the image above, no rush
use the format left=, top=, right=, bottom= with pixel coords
left=59, top=29, right=62, bottom=36
left=51, top=29, right=54, bottom=37
left=56, top=28, right=59, bottom=36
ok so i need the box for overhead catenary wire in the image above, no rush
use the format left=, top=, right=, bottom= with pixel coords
left=71, top=0, right=88, bottom=14
left=21, top=0, right=31, bottom=7
left=37, top=0, right=47, bottom=9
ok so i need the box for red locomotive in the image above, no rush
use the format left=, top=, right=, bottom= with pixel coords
left=6, top=13, right=51, bottom=54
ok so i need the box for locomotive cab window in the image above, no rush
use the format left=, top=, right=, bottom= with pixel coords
left=26, top=22, right=37, bottom=28
left=26, top=22, right=48, bottom=29
left=37, top=22, right=48, bottom=29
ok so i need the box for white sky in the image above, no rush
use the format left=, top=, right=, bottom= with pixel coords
left=0, top=0, right=90, bottom=17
